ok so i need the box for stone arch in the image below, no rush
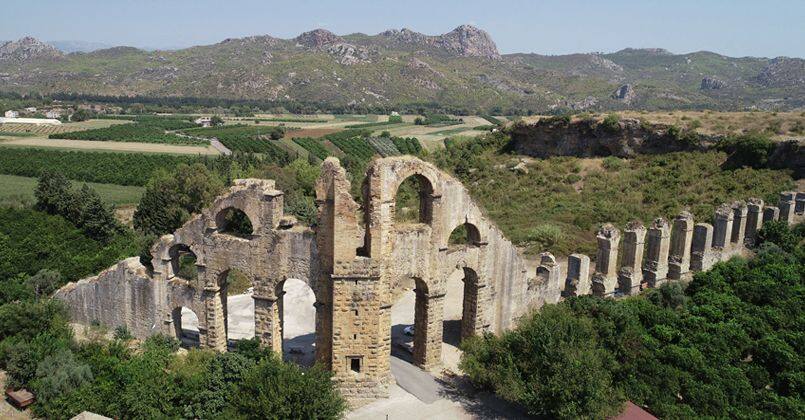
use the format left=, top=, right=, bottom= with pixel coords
left=275, top=278, right=318, bottom=366
left=215, top=206, right=255, bottom=238
left=168, top=243, right=198, bottom=280
left=391, top=173, right=437, bottom=225
left=444, top=266, right=484, bottom=347
left=171, top=306, right=200, bottom=348
left=445, top=221, right=485, bottom=249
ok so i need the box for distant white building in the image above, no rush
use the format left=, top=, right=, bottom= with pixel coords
left=0, top=117, right=61, bottom=125
left=24, top=107, right=37, bottom=112
left=194, top=116, right=212, bottom=127
left=4, top=110, right=19, bottom=118
left=390, top=111, right=400, bottom=116
left=45, top=110, right=61, bottom=119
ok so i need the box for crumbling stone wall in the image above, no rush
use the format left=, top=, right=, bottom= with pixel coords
left=54, top=157, right=803, bottom=406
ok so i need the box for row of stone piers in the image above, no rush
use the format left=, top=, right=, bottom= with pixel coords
left=552, top=191, right=804, bottom=298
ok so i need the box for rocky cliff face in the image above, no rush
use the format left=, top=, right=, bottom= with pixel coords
left=756, top=57, right=805, bottom=87
left=295, top=29, right=343, bottom=49
left=0, top=36, right=63, bottom=61
left=509, top=118, right=709, bottom=158
left=434, top=25, right=500, bottom=59
left=701, top=76, right=726, bottom=90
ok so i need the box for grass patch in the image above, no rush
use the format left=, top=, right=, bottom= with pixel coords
left=0, top=174, right=144, bottom=206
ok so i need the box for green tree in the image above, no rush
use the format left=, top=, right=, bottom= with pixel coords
left=227, top=354, right=347, bottom=419
left=210, top=115, right=225, bottom=126
left=133, top=163, right=224, bottom=235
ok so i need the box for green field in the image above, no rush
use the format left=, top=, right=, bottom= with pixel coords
left=0, top=174, right=144, bottom=206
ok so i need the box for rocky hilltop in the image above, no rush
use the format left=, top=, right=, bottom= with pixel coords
left=0, top=37, right=63, bottom=61
left=0, top=26, right=803, bottom=112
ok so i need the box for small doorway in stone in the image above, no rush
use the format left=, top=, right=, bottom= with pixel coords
left=442, top=267, right=480, bottom=371
left=219, top=269, right=254, bottom=348
left=172, top=306, right=200, bottom=348
left=278, top=278, right=317, bottom=367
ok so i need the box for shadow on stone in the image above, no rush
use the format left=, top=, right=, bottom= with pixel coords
left=442, top=319, right=462, bottom=346
left=283, top=332, right=316, bottom=367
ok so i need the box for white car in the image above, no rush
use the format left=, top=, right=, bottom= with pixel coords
left=403, top=325, right=414, bottom=336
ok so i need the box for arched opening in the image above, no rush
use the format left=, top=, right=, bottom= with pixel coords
left=218, top=269, right=254, bottom=347
left=168, top=244, right=197, bottom=280
left=443, top=267, right=479, bottom=370
left=172, top=306, right=200, bottom=348
left=216, top=207, right=254, bottom=238
left=447, top=222, right=482, bottom=249
left=278, top=278, right=317, bottom=367
left=394, top=174, right=434, bottom=224
left=390, top=277, right=433, bottom=368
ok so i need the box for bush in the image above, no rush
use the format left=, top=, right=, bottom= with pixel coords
left=718, top=133, right=775, bottom=169
left=113, top=326, right=133, bottom=341
left=601, top=113, right=621, bottom=133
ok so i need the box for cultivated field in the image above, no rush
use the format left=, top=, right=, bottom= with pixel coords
left=0, top=174, right=145, bottom=206
left=0, top=137, right=220, bottom=155
left=0, top=119, right=130, bottom=136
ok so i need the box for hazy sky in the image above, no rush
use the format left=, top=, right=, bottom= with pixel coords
left=2, top=0, right=803, bottom=57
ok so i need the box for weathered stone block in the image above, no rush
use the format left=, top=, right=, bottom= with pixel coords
left=643, top=218, right=670, bottom=287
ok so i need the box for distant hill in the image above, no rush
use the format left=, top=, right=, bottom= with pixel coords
left=47, top=40, right=113, bottom=53
left=1, top=26, right=803, bottom=112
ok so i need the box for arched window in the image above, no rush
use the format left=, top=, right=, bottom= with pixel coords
left=168, top=244, right=197, bottom=280
left=447, top=223, right=482, bottom=248
left=443, top=267, right=480, bottom=366
left=394, top=174, right=434, bottom=224
left=172, top=306, right=200, bottom=348
left=216, top=207, right=254, bottom=238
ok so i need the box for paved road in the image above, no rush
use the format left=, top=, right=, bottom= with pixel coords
left=390, top=357, right=442, bottom=404
left=209, top=138, right=232, bottom=155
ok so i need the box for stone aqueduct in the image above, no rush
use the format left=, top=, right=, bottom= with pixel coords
left=56, top=155, right=804, bottom=403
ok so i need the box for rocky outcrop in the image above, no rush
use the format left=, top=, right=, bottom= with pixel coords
left=756, top=57, right=805, bottom=87
left=510, top=117, right=709, bottom=158
left=701, top=76, right=726, bottom=90
left=612, top=84, right=636, bottom=103
left=0, top=37, right=63, bottom=61
left=295, top=29, right=343, bottom=49
left=380, top=25, right=500, bottom=59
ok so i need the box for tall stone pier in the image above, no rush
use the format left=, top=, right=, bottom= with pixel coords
left=643, top=218, right=671, bottom=287
left=730, top=201, right=748, bottom=247
left=712, top=204, right=734, bottom=261
left=763, top=206, right=779, bottom=223
left=744, top=198, right=764, bottom=246
left=690, top=223, right=714, bottom=271
left=668, top=212, right=694, bottom=280
left=618, top=221, right=646, bottom=295
left=591, top=224, right=620, bottom=297
left=779, top=192, right=796, bottom=225
left=564, top=254, right=591, bottom=297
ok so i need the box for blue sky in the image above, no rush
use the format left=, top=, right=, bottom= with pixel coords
left=1, top=0, right=803, bottom=57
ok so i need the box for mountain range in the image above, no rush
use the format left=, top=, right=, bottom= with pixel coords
left=1, top=25, right=803, bottom=112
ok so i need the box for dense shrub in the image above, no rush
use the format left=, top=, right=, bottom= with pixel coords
left=462, top=224, right=805, bottom=418
left=718, top=133, right=776, bottom=169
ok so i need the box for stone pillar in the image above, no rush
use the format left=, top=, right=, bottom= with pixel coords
left=203, top=286, right=228, bottom=352
left=779, top=192, right=796, bottom=225
left=744, top=198, right=764, bottom=246
left=763, top=206, right=779, bottom=223
left=536, top=252, right=562, bottom=297
left=564, top=254, right=591, bottom=296
left=712, top=204, right=734, bottom=261
left=254, top=294, right=282, bottom=353
left=668, top=212, right=694, bottom=280
left=643, top=218, right=671, bottom=287
left=413, top=289, right=443, bottom=370
left=618, top=221, right=646, bottom=295
left=796, top=192, right=805, bottom=215
left=591, top=224, right=620, bottom=297
left=690, top=223, right=714, bottom=272
left=730, top=201, right=748, bottom=247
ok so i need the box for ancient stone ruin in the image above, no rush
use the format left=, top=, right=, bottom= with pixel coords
left=54, top=156, right=804, bottom=404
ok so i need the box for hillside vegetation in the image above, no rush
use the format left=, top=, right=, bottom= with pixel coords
left=430, top=133, right=795, bottom=255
